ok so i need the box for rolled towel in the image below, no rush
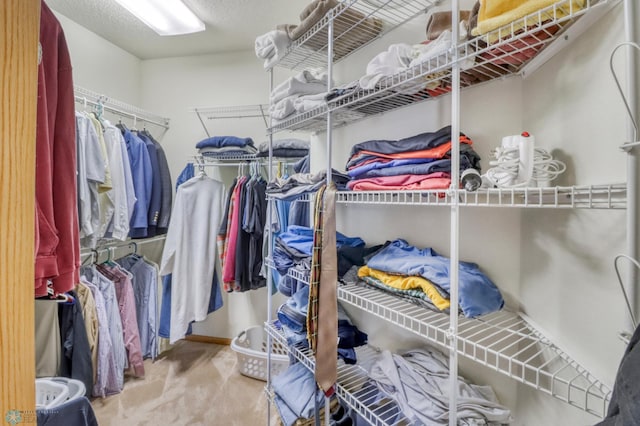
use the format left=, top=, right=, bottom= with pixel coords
left=254, top=30, right=291, bottom=69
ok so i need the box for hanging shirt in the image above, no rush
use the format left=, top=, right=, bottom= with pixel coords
left=135, top=132, right=162, bottom=238
left=160, top=174, right=225, bottom=344
left=97, top=264, right=145, bottom=377
left=117, top=255, right=159, bottom=359
left=75, top=282, right=99, bottom=383
left=222, top=176, right=247, bottom=287
left=142, top=130, right=173, bottom=234
left=35, top=1, right=80, bottom=296
left=75, top=112, right=105, bottom=245
left=81, top=268, right=125, bottom=395
left=88, top=114, right=115, bottom=242
left=122, top=129, right=153, bottom=238
left=102, top=121, right=131, bottom=240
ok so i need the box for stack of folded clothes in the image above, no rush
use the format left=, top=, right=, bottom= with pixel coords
left=346, top=125, right=481, bottom=191
left=195, top=135, right=257, bottom=159
left=266, top=169, right=350, bottom=200
left=346, top=239, right=504, bottom=318
left=270, top=69, right=330, bottom=123
left=256, top=138, right=310, bottom=158
left=273, top=224, right=370, bottom=297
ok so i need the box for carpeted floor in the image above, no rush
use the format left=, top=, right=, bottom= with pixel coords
left=91, top=341, right=279, bottom=426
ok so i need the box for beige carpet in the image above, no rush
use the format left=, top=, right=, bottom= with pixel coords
left=91, top=341, right=279, bottom=426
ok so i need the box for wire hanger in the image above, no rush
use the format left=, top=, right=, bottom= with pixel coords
left=609, top=42, right=640, bottom=145
left=614, top=254, right=639, bottom=330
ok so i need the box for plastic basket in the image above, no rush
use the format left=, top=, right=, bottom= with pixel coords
left=51, top=377, right=86, bottom=402
left=35, top=379, right=69, bottom=409
left=230, top=326, right=289, bottom=381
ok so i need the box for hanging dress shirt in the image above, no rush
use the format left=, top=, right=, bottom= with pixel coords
left=160, top=173, right=225, bottom=344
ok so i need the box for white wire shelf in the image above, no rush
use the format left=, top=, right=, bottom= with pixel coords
left=269, top=0, right=613, bottom=132
left=265, top=257, right=310, bottom=283
left=337, top=282, right=612, bottom=418
left=74, top=85, right=170, bottom=129
left=269, top=105, right=366, bottom=134
left=336, top=184, right=627, bottom=209
left=191, top=104, right=269, bottom=138
left=271, top=0, right=439, bottom=71
left=265, top=321, right=412, bottom=426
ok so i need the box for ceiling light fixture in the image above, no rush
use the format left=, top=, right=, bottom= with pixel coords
left=113, top=0, right=205, bottom=36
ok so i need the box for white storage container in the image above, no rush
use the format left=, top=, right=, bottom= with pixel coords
left=230, top=326, right=289, bottom=381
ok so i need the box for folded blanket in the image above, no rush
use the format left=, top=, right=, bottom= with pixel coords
left=347, top=172, right=451, bottom=191
left=354, top=157, right=475, bottom=179
left=271, top=69, right=329, bottom=104
left=195, top=135, right=254, bottom=149
left=258, top=138, right=310, bottom=153
left=254, top=30, right=291, bottom=69
left=348, top=158, right=435, bottom=178
left=472, top=0, right=585, bottom=43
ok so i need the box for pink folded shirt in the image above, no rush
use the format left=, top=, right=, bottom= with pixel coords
left=347, top=172, right=451, bottom=191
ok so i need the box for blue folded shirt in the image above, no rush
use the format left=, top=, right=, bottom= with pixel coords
left=195, top=135, right=254, bottom=149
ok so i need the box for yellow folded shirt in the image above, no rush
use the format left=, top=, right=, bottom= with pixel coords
left=471, top=0, right=585, bottom=43
left=358, top=265, right=450, bottom=311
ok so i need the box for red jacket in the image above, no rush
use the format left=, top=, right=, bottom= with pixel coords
left=35, top=1, right=80, bottom=296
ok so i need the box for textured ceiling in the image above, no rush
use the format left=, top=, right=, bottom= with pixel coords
left=46, top=0, right=303, bottom=59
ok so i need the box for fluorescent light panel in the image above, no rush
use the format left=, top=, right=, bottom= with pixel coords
left=113, top=0, right=205, bottom=36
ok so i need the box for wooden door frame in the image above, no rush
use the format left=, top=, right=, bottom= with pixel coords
left=0, top=0, right=40, bottom=421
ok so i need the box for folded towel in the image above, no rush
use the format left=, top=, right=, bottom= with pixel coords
left=255, top=30, right=291, bottom=69
left=472, top=0, right=585, bottom=43
left=195, top=136, right=254, bottom=149
left=199, top=145, right=258, bottom=155
left=258, top=138, right=310, bottom=153
left=287, top=0, right=338, bottom=41
left=270, top=95, right=299, bottom=120
left=271, top=69, right=329, bottom=104
left=293, top=92, right=327, bottom=113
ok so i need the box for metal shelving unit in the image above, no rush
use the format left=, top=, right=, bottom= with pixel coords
left=270, top=0, right=439, bottom=71
left=268, top=0, right=615, bottom=134
left=265, top=321, right=412, bottom=426
left=338, top=283, right=612, bottom=418
left=263, top=0, right=628, bottom=424
left=336, top=184, right=627, bottom=209
left=265, top=255, right=614, bottom=418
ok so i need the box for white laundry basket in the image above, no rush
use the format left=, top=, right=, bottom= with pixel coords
left=35, top=379, right=69, bottom=409
left=230, top=326, right=289, bottom=381
left=36, top=378, right=86, bottom=409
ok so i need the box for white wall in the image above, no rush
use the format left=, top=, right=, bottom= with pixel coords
left=54, top=11, right=142, bottom=105
left=515, top=5, right=629, bottom=425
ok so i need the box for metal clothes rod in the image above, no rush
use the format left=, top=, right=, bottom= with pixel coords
left=74, top=85, right=170, bottom=130
left=80, top=235, right=167, bottom=263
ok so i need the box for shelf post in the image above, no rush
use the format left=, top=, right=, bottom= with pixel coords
left=624, top=0, right=639, bottom=330
left=449, top=1, right=461, bottom=426
left=266, top=68, right=275, bottom=426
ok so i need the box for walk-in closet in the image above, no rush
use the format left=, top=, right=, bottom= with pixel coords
left=1, top=0, right=639, bottom=425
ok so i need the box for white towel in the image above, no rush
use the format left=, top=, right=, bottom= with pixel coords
left=255, top=30, right=291, bottom=69
left=271, top=69, right=329, bottom=104
left=293, top=92, right=327, bottom=113
left=269, top=95, right=299, bottom=120
left=358, top=43, right=414, bottom=90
